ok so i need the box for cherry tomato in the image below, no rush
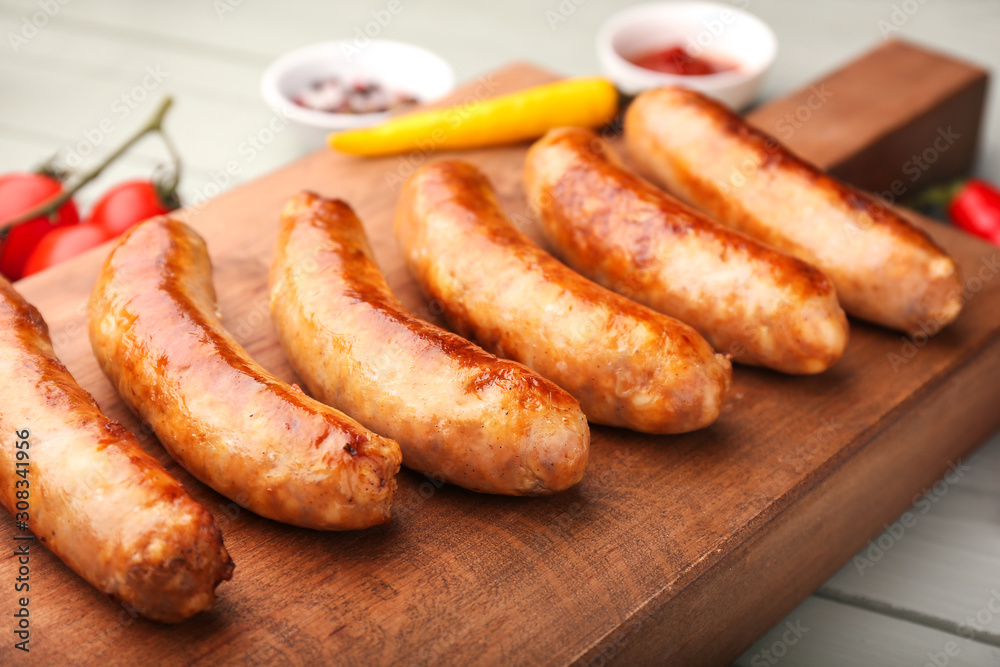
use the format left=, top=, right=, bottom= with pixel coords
left=949, top=179, right=1000, bottom=246
left=0, top=173, right=80, bottom=280
left=22, top=223, right=111, bottom=277
left=89, top=180, right=172, bottom=237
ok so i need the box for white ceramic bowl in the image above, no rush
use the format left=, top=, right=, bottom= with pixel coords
left=260, top=40, right=455, bottom=147
left=596, top=1, right=777, bottom=110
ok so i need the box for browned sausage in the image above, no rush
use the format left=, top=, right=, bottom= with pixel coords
left=395, top=160, right=732, bottom=434
left=270, top=192, right=589, bottom=494
left=88, top=217, right=401, bottom=530
left=524, top=126, right=849, bottom=374
left=625, top=86, right=963, bottom=335
left=0, top=275, right=232, bottom=622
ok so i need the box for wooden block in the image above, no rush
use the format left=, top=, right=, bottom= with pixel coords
left=747, top=39, right=988, bottom=200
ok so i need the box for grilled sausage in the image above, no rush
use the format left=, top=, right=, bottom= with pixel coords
left=524, top=126, right=849, bottom=374
left=395, top=160, right=732, bottom=434
left=0, top=275, right=232, bottom=622
left=88, top=217, right=401, bottom=530
left=270, top=192, right=589, bottom=494
left=625, top=86, right=963, bottom=335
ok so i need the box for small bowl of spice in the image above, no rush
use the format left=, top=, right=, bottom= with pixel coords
left=261, top=40, right=455, bottom=147
left=596, top=1, right=777, bottom=110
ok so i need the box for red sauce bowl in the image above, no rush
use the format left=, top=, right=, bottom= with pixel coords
left=596, top=1, right=777, bottom=110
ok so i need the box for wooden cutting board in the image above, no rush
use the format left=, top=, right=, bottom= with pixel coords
left=5, top=56, right=1000, bottom=666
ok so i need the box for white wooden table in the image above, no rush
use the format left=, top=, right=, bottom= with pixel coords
left=2, top=1, right=999, bottom=664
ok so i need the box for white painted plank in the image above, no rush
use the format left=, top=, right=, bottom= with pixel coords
left=2, top=0, right=998, bottom=185
left=0, top=14, right=261, bottom=103
left=735, top=596, right=1000, bottom=667
left=0, top=55, right=306, bottom=188
left=0, top=128, right=218, bottom=214
left=819, top=431, right=1000, bottom=636
left=3, top=0, right=999, bottom=94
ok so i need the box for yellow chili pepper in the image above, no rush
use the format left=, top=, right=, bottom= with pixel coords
left=329, top=77, right=619, bottom=157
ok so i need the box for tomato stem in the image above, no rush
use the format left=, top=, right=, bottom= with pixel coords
left=1, top=96, right=177, bottom=233
left=155, top=122, right=183, bottom=209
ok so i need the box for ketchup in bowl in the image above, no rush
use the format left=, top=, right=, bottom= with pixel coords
left=628, top=46, right=737, bottom=76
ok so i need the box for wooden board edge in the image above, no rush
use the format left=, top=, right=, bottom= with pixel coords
left=828, top=72, right=989, bottom=194
left=570, top=323, right=1000, bottom=665
left=746, top=37, right=989, bottom=193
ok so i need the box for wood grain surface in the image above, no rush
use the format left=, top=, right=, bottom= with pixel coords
left=746, top=39, right=988, bottom=196
left=3, top=61, right=1000, bottom=666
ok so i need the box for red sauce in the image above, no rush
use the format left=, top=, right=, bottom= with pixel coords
left=628, top=46, right=737, bottom=76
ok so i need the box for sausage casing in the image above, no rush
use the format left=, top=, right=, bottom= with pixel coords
left=0, top=276, right=232, bottom=622
left=270, top=192, right=589, bottom=494
left=88, top=217, right=401, bottom=530
left=395, top=160, right=732, bottom=434
left=524, top=126, right=849, bottom=374
left=625, top=86, right=963, bottom=335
